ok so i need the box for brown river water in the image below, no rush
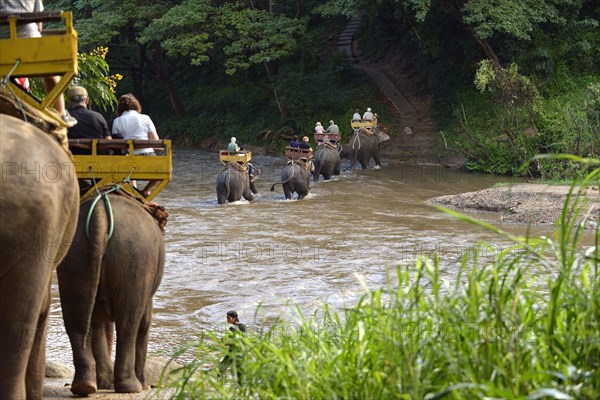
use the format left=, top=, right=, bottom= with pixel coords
left=46, top=146, right=581, bottom=365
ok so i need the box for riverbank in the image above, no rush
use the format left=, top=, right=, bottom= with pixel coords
left=428, top=183, right=599, bottom=229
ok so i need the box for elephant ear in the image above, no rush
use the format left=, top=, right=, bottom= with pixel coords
left=376, top=131, right=390, bottom=143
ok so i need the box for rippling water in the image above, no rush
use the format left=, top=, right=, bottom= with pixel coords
left=46, top=146, right=581, bottom=364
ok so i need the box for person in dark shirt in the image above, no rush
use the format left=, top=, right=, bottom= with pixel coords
left=66, top=86, right=111, bottom=155
left=298, top=136, right=312, bottom=150
left=217, top=310, right=247, bottom=384
left=289, top=136, right=300, bottom=148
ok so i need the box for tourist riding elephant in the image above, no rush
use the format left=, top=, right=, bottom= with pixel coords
left=270, top=161, right=312, bottom=200
left=0, top=114, right=79, bottom=400
left=348, top=127, right=388, bottom=170
left=216, top=163, right=256, bottom=204
left=57, top=192, right=166, bottom=395
left=313, top=143, right=341, bottom=181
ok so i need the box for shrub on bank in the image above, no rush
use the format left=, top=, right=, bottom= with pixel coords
left=160, top=158, right=599, bottom=399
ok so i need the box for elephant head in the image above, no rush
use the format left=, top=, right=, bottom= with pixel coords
left=312, top=143, right=342, bottom=181
left=216, top=163, right=255, bottom=204
left=270, top=160, right=312, bottom=199
left=57, top=190, right=166, bottom=395
left=0, top=114, right=79, bottom=400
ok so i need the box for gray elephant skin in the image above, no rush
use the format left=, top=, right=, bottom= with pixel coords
left=57, top=193, right=165, bottom=395
left=216, top=165, right=254, bottom=204
left=270, top=162, right=311, bottom=200
left=313, top=144, right=341, bottom=181
left=0, top=114, right=79, bottom=400
left=348, top=128, right=382, bottom=170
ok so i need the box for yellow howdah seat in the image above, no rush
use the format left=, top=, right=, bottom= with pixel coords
left=69, top=139, right=172, bottom=202
left=350, top=118, right=378, bottom=130
left=219, top=150, right=252, bottom=164
left=0, top=11, right=78, bottom=127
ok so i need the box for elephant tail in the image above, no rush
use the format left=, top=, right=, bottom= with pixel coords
left=81, top=195, right=112, bottom=348
left=270, top=164, right=295, bottom=191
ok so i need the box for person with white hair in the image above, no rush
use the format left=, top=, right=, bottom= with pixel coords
left=227, top=136, right=240, bottom=153
left=327, top=120, right=339, bottom=134
left=362, top=107, right=374, bottom=121
left=314, top=122, right=325, bottom=134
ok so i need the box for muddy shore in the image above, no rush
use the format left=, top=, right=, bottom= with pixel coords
left=428, top=183, right=599, bottom=229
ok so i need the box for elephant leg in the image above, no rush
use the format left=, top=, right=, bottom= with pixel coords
left=334, top=164, right=341, bottom=176
left=217, top=186, right=228, bottom=205
left=93, top=321, right=114, bottom=389
left=0, top=255, right=53, bottom=400
left=283, top=184, right=293, bottom=200
left=373, top=147, right=382, bottom=168
left=135, top=304, right=153, bottom=389
left=114, top=314, right=143, bottom=393
left=68, top=330, right=97, bottom=396
left=249, top=180, right=258, bottom=195
left=25, top=281, right=51, bottom=400
left=242, top=188, right=254, bottom=201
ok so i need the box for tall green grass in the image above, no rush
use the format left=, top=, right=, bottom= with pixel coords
left=160, top=158, right=599, bottom=399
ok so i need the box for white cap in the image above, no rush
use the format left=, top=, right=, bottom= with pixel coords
left=231, top=137, right=236, bottom=143
left=316, top=122, right=321, bottom=126
left=367, top=108, right=371, bottom=112
left=330, top=120, right=334, bottom=124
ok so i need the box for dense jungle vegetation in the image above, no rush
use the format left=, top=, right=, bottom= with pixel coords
left=47, top=0, right=600, bottom=178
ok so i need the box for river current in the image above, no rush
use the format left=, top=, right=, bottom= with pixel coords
left=47, top=146, right=572, bottom=364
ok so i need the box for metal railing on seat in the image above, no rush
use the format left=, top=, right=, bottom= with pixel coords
left=69, top=139, right=172, bottom=202
left=0, top=11, right=78, bottom=127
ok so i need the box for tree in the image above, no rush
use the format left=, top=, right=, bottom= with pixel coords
left=47, top=0, right=187, bottom=117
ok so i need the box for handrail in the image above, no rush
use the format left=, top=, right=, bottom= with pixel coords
left=68, top=139, right=167, bottom=151
left=0, top=11, right=64, bottom=24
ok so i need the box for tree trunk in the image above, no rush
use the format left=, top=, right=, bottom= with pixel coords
left=263, top=61, right=288, bottom=118
left=152, top=43, right=186, bottom=117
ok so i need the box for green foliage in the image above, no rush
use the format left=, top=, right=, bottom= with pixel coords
left=72, top=47, right=121, bottom=112
left=161, top=160, right=600, bottom=398
left=28, top=46, right=120, bottom=112
left=140, top=0, right=213, bottom=66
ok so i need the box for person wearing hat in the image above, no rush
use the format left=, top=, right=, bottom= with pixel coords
left=67, top=85, right=111, bottom=155
left=314, top=122, right=325, bottom=134
left=362, top=107, right=374, bottom=121
left=327, top=120, right=339, bottom=134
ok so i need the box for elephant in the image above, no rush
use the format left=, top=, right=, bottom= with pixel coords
left=0, top=114, right=79, bottom=400
left=347, top=127, right=388, bottom=170
left=312, top=143, right=341, bottom=181
left=270, top=161, right=312, bottom=200
left=216, top=163, right=257, bottom=204
left=57, top=192, right=166, bottom=395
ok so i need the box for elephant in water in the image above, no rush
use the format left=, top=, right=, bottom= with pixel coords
left=348, top=127, right=389, bottom=170
left=57, top=191, right=166, bottom=395
left=270, top=161, right=312, bottom=200
left=313, top=143, right=341, bottom=181
left=0, top=114, right=79, bottom=400
left=216, top=163, right=257, bottom=204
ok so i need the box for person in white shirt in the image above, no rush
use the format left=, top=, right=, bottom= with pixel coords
left=315, top=122, right=325, bottom=134
left=362, top=107, right=374, bottom=121
left=352, top=109, right=361, bottom=121
left=112, top=93, right=159, bottom=155
left=112, top=93, right=160, bottom=196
